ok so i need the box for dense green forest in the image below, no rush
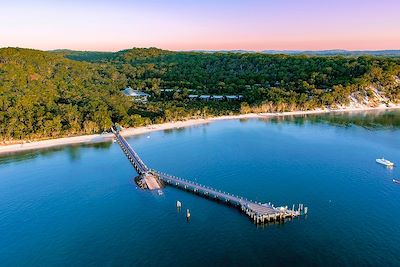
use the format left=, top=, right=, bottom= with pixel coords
left=1, top=47, right=399, bottom=141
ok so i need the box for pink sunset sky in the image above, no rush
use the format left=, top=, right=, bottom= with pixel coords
left=2, top=0, right=400, bottom=51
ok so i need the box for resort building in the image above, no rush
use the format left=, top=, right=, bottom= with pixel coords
left=199, top=95, right=211, bottom=101
left=211, top=95, right=224, bottom=101
left=188, top=94, right=199, bottom=100
left=160, top=89, right=176, bottom=92
left=160, top=88, right=197, bottom=93
left=188, top=95, right=244, bottom=101
left=122, top=87, right=151, bottom=103
left=226, top=95, right=244, bottom=101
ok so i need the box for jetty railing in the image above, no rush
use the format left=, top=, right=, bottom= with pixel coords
left=112, top=127, right=307, bottom=224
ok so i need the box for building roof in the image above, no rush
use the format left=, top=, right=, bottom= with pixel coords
left=161, top=88, right=197, bottom=92
left=123, top=87, right=150, bottom=97
left=199, top=95, right=211, bottom=99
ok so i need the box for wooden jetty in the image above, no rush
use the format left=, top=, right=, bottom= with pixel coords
left=112, top=126, right=307, bottom=224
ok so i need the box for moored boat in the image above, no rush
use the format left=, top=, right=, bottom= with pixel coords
left=376, top=158, right=394, bottom=167
left=393, top=179, right=400, bottom=184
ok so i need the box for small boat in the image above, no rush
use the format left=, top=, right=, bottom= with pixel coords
left=393, top=179, right=400, bottom=184
left=157, top=190, right=163, bottom=195
left=376, top=158, right=394, bottom=167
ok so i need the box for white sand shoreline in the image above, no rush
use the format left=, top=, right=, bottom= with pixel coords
left=1, top=105, right=399, bottom=155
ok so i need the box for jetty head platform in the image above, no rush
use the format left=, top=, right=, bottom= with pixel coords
left=111, top=126, right=307, bottom=224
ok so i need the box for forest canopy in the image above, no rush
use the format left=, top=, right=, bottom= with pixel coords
left=0, top=47, right=399, bottom=141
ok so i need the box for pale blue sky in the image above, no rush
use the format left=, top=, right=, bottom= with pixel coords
left=2, top=0, right=399, bottom=51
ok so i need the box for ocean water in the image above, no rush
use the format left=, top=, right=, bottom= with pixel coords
left=0, top=110, right=399, bottom=266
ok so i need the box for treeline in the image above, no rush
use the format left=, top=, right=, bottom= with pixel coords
left=0, top=47, right=399, bottom=141
left=65, top=47, right=400, bottom=106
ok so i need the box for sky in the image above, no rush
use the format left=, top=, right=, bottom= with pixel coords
left=1, top=0, right=400, bottom=51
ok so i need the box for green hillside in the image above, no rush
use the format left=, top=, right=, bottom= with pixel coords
left=1, top=47, right=399, bottom=141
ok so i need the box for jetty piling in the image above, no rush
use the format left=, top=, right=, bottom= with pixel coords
left=186, top=209, right=191, bottom=220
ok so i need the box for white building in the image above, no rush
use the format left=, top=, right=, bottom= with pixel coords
left=123, top=87, right=151, bottom=103
left=211, top=95, right=224, bottom=101
left=226, top=95, right=244, bottom=101
left=188, top=94, right=199, bottom=100
left=188, top=94, right=244, bottom=101
left=199, top=95, right=211, bottom=101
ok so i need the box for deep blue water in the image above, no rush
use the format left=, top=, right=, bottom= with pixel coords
left=1, top=110, right=399, bottom=266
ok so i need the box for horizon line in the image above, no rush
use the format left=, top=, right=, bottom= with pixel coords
left=2, top=46, right=400, bottom=53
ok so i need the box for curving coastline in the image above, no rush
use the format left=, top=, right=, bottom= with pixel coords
left=1, top=105, right=399, bottom=155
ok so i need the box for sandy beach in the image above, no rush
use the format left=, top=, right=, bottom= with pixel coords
left=1, top=105, right=399, bottom=155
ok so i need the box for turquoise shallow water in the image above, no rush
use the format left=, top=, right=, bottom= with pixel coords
left=0, top=110, right=400, bottom=266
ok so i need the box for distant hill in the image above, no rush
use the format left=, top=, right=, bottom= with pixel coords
left=261, top=50, right=400, bottom=57
left=52, top=48, right=400, bottom=59
left=50, top=49, right=116, bottom=62
left=169, top=49, right=400, bottom=57
left=51, top=47, right=173, bottom=62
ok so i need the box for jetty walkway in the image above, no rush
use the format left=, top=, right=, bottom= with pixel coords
left=111, top=126, right=306, bottom=224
